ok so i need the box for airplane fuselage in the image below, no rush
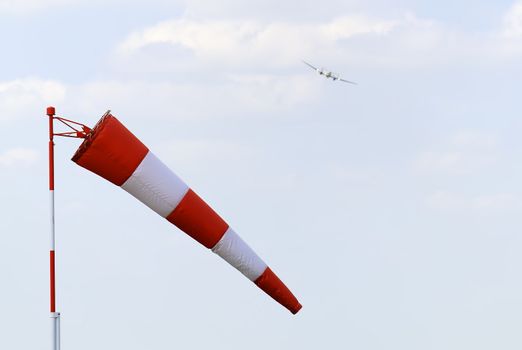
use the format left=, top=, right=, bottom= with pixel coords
left=318, top=69, right=337, bottom=80
left=303, top=60, right=356, bottom=84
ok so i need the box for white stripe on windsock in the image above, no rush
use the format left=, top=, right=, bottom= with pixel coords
left=121, top=150, right=268, bottom=281
left=211, top=227, right=268, bottom=281
left=121, top=151, right=189, bottom=217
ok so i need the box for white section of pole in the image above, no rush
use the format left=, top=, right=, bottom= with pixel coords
left=51, top=312, right=61, bottom=350
left=57, top=312, right=61, bottom=350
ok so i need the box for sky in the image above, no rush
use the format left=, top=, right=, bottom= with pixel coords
left=2, top=0, right=522, bottom=349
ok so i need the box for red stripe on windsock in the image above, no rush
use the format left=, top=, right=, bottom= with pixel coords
left=72, top=114, right=148, bottom=186
left=166, top=189, right=229, bottom=249
left=255, top=267, right=302, bottom=314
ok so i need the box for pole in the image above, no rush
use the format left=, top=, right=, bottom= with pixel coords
left=47, top=106, right=61, bottom=350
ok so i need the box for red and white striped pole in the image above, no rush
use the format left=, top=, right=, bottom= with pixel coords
left=47, top=106, right=61, bottom=350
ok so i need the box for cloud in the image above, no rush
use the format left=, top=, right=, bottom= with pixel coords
left=0, top=0, right=74, bottom=13
left=120, top=16, right=398, bottom=51
left=502, top=2, right=522, bottom=38
left=68, top=75, right=320, bottom=120
left=0, top=78, right=66, bottom=121
left=488, top=2, right=522, bottom=58
left=0, top=148, right=39, bottom=168
left=117, top=16, right=400, bottom=67
left=113, top=6, right=522, bottom=73
left=0, top=73, right=318, bottom=126
left=416, top=131, right=498, bottom=175
left=156, top=138, right=249, bottom=171
left=0, top=0, right=135, bottom=13
left=426, top=191, right=520, bottom=212
left=112, top=10, right=509, bottom=73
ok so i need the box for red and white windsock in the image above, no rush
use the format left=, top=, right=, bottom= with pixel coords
left=72, top=112, right=302, bottom=314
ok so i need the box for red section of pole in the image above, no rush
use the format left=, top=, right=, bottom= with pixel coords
left=47, top=106, right=56, bottom=314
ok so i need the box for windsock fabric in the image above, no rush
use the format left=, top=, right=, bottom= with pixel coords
left=72, top=113, right=302, bottom=314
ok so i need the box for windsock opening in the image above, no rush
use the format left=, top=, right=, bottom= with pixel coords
left=72, top=112, right=149, bottom=186
left=72, top=111, right=302, bottom=314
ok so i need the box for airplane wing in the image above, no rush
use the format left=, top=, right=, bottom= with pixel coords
left=302, top=60, right=318, bottom=71
left=339, top=78, right=358, bottom=85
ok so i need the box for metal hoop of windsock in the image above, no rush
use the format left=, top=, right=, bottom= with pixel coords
left=71, top=111, right=302, bottom=314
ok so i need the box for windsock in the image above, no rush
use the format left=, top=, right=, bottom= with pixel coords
left=72, top=112, right=302, bottom=314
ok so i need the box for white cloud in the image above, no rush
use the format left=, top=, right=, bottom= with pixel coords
left=120, top=16, right=398, bottom=51
left=157, top=138, right=248, bottom=169
left=0, top=78, right=66, bottom=121
left=117, top=16, right=400, bottom=67
left=0, top=147, right=39, bottom=168
left=117, top=11, right=514, bottom=73
left=0, top=73, right=318, bottom=127
left=473, top=193, right=520, bottom=210
left=0, top=0, right=74, bottom=13
left=426, top=191, right=520, bottom=212
left=113, top=6, right=522, bottom=73
left=416, top=131, right=498, bottom=175
left=0, top=0, right=135, bottom=13
left=502, top=2, right=522, bottom=38
left=451, top=131, right=497, bottom=149
left=490, top=2, right=522, bottom=58
left=69, top=75, right=320, bottom=120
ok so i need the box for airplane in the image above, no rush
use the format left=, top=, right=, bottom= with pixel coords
left=302, top=60, right=357, bottom=85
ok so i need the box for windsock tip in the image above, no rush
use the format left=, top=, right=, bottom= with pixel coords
left=291, top=302, right=303, bottom=315
left=255, top=267, right=302, bottom=315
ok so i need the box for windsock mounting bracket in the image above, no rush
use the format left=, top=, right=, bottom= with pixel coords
left=51, top=116, right=91, bottom=139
